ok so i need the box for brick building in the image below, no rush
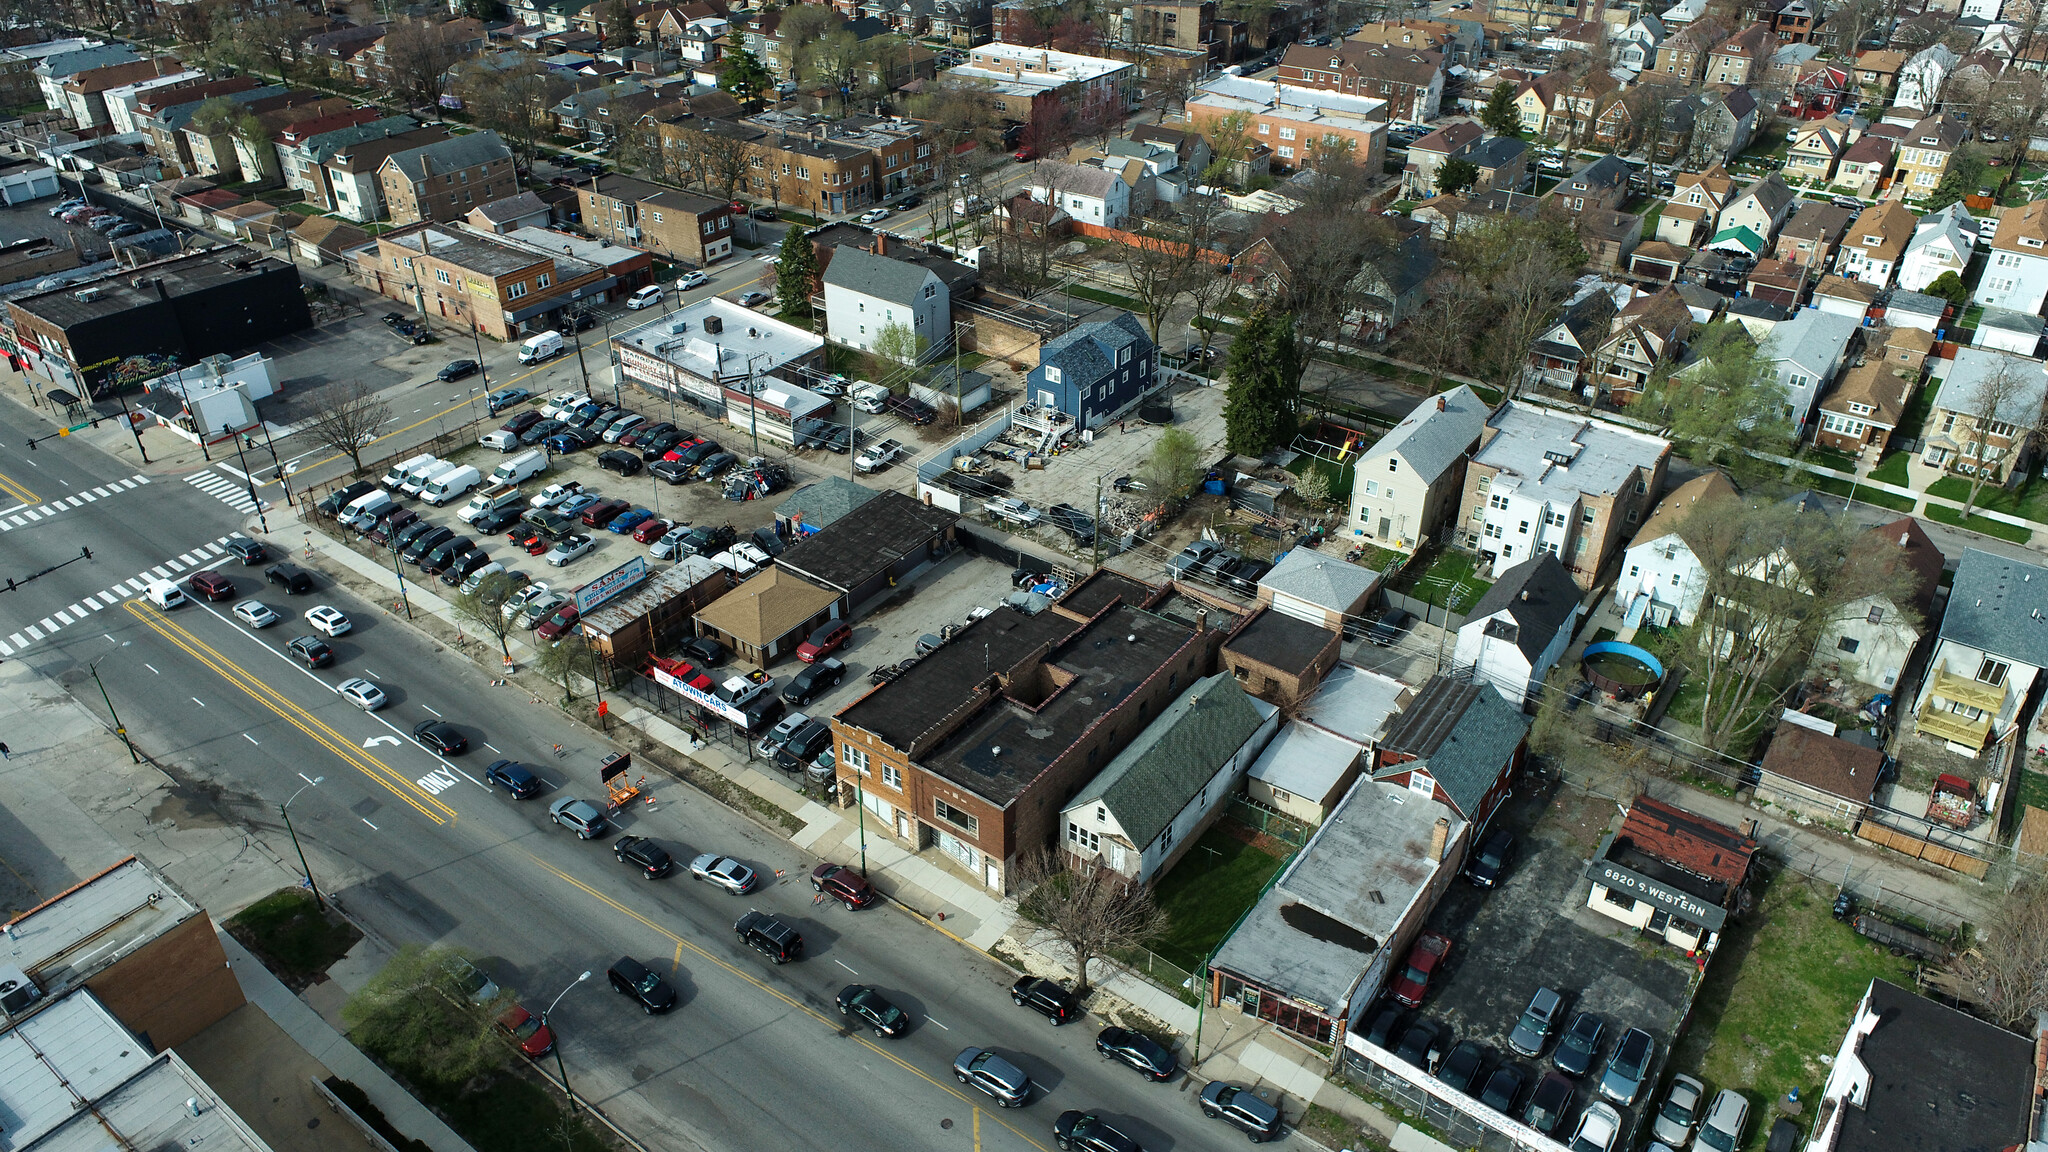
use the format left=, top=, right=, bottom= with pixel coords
left=574, top=173, right=735, bottom=266
left=656, top=111, right=929, bottom=216
left=354, top=224, right=630, bottom=341
left=1277, top=40, right=1443, bottom=124
left=377, top=130, right=517, bottom=226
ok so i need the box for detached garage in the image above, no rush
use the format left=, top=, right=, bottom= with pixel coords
left=1255, top=548, right=1380, bottom=633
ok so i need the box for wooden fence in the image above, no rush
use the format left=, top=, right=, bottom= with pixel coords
left=1854, top=821, right=1993, bottom=879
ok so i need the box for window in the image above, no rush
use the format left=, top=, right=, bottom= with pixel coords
left=1978, top=657, right=2010, bottom=686
left=1489, top=493, right=1510, bottom=510
left=935, top=798, right=978, bottom=835
left=1582, top=508, right=1596, bottom=523
left=1867, top=605, right=1884, bottom=624
left=435, top=269, right=451, bottom=285
left=1279, top=127, right=1296, bottom=140
left=1365, top=480, right=1379, bottom=495
left=880, top=763, right=901, bottom=789
left=1629, top=564, right=1640, bottom=577
left=507, top=280, right=528, bottom=299
left=843, top=745, right=869, bottom=775
left=1518, top=520, right=1530, bottom=534
left=1068, top=822, right=1100, bottom=852
left=1045, top=365, right=1062, bottom=384
left=536, top=271, right=551, bottom=288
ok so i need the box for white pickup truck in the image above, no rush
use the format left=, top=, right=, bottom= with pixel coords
left=983, top=497, right=1042, bottom=526
left=854, top=438, right=904, bottom=473
left=457, top=482, right=524, bottom=523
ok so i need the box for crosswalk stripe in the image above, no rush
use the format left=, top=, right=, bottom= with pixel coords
left=163, top=559, right=185, bottom=573
left=79, top=490, right=96, bottom=501
left=22, top=510, right=40, bottom=521
left=36, top=505, right=51, bottom=515
left=206, top=542, right=225, bottom=554
left=92, top=486, right=110, bottom=496
left=6, top=516, right=20, bottom=527
left=53, top=609, right=73, bottom=625
left=150, top=565, right=171, bottom=578
left=0, top=639, right=11, bottom=656
left=36, top=618, right=55, bottom=633
left=132, top=474, right=149, bottom=485
left=120, top=478, right=138, bottom=489
left=24, top=625, right=43, bottom=640
left=7, top=633, right=24, bottom=648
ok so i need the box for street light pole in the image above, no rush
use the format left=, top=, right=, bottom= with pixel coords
left=224, top=422, right=269, bottom=534
left=854, top=780, right=869, bottom=877
left=281, top=776, right=326, bottom=911
left=388, top=538, right=414, bottom=619
left=87, top=655, right=138, bottom=763
left=112, top=384, right=149, bottom=463
left=542, top=971, right=592, bottom=1112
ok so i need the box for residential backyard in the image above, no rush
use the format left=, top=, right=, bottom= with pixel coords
left=1145, top=823, right=1290, bottom=974
left=1389, top=543, right=1493, bottom=612
left=1672, top=873, right=1913, bottom=1152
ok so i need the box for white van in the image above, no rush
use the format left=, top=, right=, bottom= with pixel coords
left=145, top=580, right=187, bottom=609
left=490, top=449, right=547, bottom=486
left=518, top=331, right=564, bottom=364
left=383, top=453, right=436, bottom=491
left=850, top=381, right=890, bottom=413
left=340, top=489, right=394, bottom=529
left=402, top=460, right=458, bottom=498
left=626, top=285, right=663, bottom=310
left=421, top=464, right=482, bottom=505
left=479, top=429, right=519, bottom=451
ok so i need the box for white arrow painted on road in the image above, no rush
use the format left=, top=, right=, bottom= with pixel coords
left=363, top=735, right=402, bottom=748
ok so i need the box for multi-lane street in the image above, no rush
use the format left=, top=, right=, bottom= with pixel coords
left=0, top=387, right=1300, bottom=1152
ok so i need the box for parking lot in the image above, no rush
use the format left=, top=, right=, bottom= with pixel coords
left=1353, top=785, right=1699, bottom=1148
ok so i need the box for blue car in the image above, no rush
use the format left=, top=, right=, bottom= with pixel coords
left=608, top=507, right=655, bottom=534
left=544, top=432, right=586, bottom=454
left=487, top=386, right=531, bottom=413
left=558, top=492, right=603, bottom=518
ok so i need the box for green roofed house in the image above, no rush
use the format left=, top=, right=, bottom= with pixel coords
left=1703, top=223, right=1766, bottom=259
left=1059, top=673, right=1280, bottom=885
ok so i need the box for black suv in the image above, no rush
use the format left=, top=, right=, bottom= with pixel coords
left=264, top=563, right=315, bottom=594
left=606, top=957, right=677, bottom=1013
left=735, top=910, right=803, bottom=963
left=597, top=449, right=643, bottom=476
left=318, top=481, right=376, bottom=516
left=782, top=658, right=844, bottom=706
left=1095, top=1025, right=1176, bottom=1080
left=1010, top=975, right=1080, bottom=1025
left=404, top=527, right=455, bottom=564
left=614, top=835, right=673, bottom=878
left=224, top=535, right=266, bottom=564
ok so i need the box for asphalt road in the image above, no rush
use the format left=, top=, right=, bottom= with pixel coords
left=0, top=402, right=1308, bottom=1152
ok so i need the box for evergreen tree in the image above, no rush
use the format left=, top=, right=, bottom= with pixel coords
left=776, top=227, right=819, bottom=318
left=1481, top=83, right=1521, bottom=137
left=719, top=47, right=774, bottom=105
left=1436, top=157, right=1480, bottom=197
left=1923, top=270, right=1968, bottom=309
left=1223, top=307, right=1300, bottom=456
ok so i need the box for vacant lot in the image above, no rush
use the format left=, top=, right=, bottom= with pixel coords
left=1146, top=822, right=1288, bottom=973
left=1671, top=872, right=1913, bottom=1152
left=226, top=888, right=361, bottom=990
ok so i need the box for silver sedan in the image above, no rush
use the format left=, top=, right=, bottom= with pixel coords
left=337, top=678, right=387, bottom=711
left=688, top=853, right=758, bottom=894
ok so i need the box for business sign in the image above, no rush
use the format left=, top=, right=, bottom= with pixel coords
left=1585, top=858, right=1727, bottom=930
left=649, top=663, right=750, bottom=726
left=575, top=556, right=650, bottom=614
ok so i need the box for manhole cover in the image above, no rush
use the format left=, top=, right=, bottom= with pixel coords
left=939, top=1119, right=953, bottom=1130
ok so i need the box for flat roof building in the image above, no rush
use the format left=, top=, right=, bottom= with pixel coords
left=613, top=299, right=824, bottom=419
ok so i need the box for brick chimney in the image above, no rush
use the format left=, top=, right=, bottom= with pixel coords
left=1429, top=816, right=1449, bottom=861
left=874, top=231, right=886, bottom=256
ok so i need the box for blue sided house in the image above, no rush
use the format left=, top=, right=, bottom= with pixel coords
left=1026, top=312, right=1157, bottom=432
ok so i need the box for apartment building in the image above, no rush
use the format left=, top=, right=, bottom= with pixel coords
left=377, top=131, right=517, bottom=225
left=656, top=111, right=930, bottom=216
left=1974, top=198, right=2048, bottom=314
left=1278, top=40, right=1443, bottom=124
left=1185, top=74, right=1388, bottom=175
left=939, top=42, right=1137, bottom=125
left=355, top=223, right=624, bottom=341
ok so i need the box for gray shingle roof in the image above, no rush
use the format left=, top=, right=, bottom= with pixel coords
left=1260, top=548, right=1379, bottom=612
left=1068, top=673, right=1273, bottom=851
left=822, top=246, right=940, bottom=308
left=301, top=115, right=422, bottom=163
left=1033, top=159, right=1123, bottom=201
left=34, top=44, right=138, bottom=80
left=1360, top=385, right=1487, bottom=485
left=1940, top=548, right=2048, bottom=669
left=383, top=130, right=512, bottom=182
left=1463, top=553, right=1580, bottom=663
left=1039, top=311, right=1149, bottom=388
left=1375, top=674, right=1530, bottom=818
left=774, top=477, right=882, bottom=531
left=472, top=190, right=547, bottom=223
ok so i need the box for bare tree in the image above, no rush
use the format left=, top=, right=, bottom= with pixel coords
left=1448, top=209, right=1585, bottom=398
left=1953, top=353, right=2047, bottom=517
left=1947, top=873, right=2048, bottom=1027
left=452, top=572, right=524, bottom=665
left=1013, top=847, right=1168, bottom=998
left=1404, top=275, right=1478, bottom=392
left=1113, top=192, right=1227, bottom=345
left=383, top=19, right=464, bottom=111
left=306, top=381, right=390, bottom=477
left=685, top=128, right=756, bottom=207
left=459, top=58, right=557, bottom=165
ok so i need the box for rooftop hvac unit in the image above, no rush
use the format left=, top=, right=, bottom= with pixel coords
left=702, top=315, right=723, bottom=334
left=0, top=965, right=41, bottom=1016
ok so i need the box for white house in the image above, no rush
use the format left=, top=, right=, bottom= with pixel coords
left=820, top=247, right=947, bottom=362
left=1910, top=548, right=2048, bottom=754
left=1716, top=175, right=1797, bottom=247
left=1452, top=553, right=1583, bottom=709
left=1060, top=673, right=1280, bottom=884
left=1898, top=202, right=1980, bottom=293
left=1030, top=160, right=1131, bottom=230
left=1613, top=14, right=1665, bottom=71
left=1816, top=517, right=1943, bottom=691
left=1962, top=0, right=2005, bottom=18
left=1763, top=307, right=1861, bottom=428
left=1612, top=471, right=1736, bottom=628
left=1346, top=384, right=1489, bottom=554
left=1895, top=44, right=1959, bottom=110
left=1974, top=198, right=2048, bottom=315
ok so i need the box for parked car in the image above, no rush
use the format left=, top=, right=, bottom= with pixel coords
left=1525, top=1071, right=1574, bottom=1134
left=737, top=290, right=770, bottom=307
left=675, top=270, right=709, bottom=290
left=1439, top=1040, right=1486, bottom=1094
left=548, top=796, right=607, bottom=837
left=1569, top=1102, right=1623, bottom=1152
left=1480, top=1066, right=1527, bottom=1116
left=782, top=658, right=844, bottom=706
left=544, top=534, right=596, bottom=566
left=1599, top=1027, right=1654, bottom=1105
left=810, top=862, right=875, bottom=908
left=606, top=957, right=677, bottom=1013
left=1395, top=1021, right=1448, bottom=1074
left=1095, top=1026, right=1176, bottom=1081
left=1509, top=987, right=1564, bottom=1057
left=1011, top=975, right=1080, bottom=1024
left=607, top=507, right=655, bottom=534
left=496, top=1004, right=554, bottom=1057
left=1053, top=1111, right=1139, bottom=1152
left=796, top=620, right=851, bottom=663
left=1698, top=1089, right=1749, bottom=1152
left=1555, top=1011, right=1604, bottom=1077
left=1199, top=1081, right=1283, bottom=1142
left=1466, top=827, right=1515, bottom=887
left=1366, top=607, right=1411, bottom=646
left=836, top=984, right=909, bottom=1036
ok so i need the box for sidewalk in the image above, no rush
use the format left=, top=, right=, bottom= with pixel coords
left=220, top=930, right=479, bottom=1152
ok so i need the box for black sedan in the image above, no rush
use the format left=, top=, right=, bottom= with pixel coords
left=484, top=759, right=541, bottom=798
left=519, top=419, right=567, bottom=446
left=411, top=719, right=469, bottom=755
left=835, top=984, right=909, bottom=1037
left=438, top=359, right=480, bottom=381
left=286, top=636, right=334, bottom=669
left=613, top=835, right=673, bottom=878
left=1095, top=1025, right=1176, bottom=1081
left=470, top=506, right=524, bottom=534
left=1053, top=1111, right=1140, bottom=1152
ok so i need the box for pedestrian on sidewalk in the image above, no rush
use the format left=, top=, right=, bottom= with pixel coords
left=0, top=742, right=11, bottom=759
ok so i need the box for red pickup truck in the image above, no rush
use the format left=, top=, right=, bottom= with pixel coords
left=1391, top=932, right=1453, bottom=1007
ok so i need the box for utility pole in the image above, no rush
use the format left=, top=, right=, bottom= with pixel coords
left=87, top=655, right=138, bottom=763
left=1092, top=473, right=1104, bottom=569
left=543, top=972, right=593, bottom=1112
left=113, top=385, right=149, bottom=462
left=1435, top=587, right=1466, bottom=672
left=281, top=777, right=326, bottom=911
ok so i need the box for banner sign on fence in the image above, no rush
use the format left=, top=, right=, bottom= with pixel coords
left=648, top=663, right=751, bottom=726
left=575, top=556, right=649, bottom=613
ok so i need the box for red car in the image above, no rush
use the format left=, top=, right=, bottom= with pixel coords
left=1391, top=931, right=1453, bottom=1007
left=581, top=498, right=630, bottom=528
left=187, top=571, right=236, bottom=602
left=669, top=660, right=715, bottom=691
left=496, top=1004, right=555, bottom=1058
left=811, top=863, right=876, bottom=909
left=535, top=604, right=582, bottom=642
left=796, top=620, right=851, bottom=663
left=632, top=517, right=672, bottom=544
left=661, top=438, right=704, bottom=463
left=1013, top=145, right=1036, bottom=162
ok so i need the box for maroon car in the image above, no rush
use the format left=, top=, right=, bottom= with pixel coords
left=187, top=571, right=236, bottom=601
left=581, top=498, right=630, bottom=528
left=811, top=863, right=876, bottom=909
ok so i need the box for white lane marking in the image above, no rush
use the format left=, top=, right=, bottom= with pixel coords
left=52, top=609, right=73, bottom=625
left=144, top=663, right=158, bottom=674
left=363, top=735, right=401, bottom=748
left=203, top=555, right=232, bottom=572
left=483, top=743, right=501, bottom=753
left=362, top=818, right=379, bottom=830
left=363, top=669, right=380, bottom=679
left=150, top=565, right=171, bottom=578
left=0, top=502, right=21, bottom=515
left=219, top=464, right=249, bottom=481
left=8, top=633, right=24, bottom=648
left=191, top=697, right=206, bottom=707
left=0, top=640, right=10, bottom=656
left=421, top=704, right=442, bottom=717
left=244, top=733, right=259, bottom=745
left=299, top=772, right=319, bottom=785
left=36, top=618, right=55, bottom=632
left=834, top=960, right=859, bottom=974
left=925, top=1017, right=950, bottom=1031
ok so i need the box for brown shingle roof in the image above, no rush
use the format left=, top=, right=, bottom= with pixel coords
left=1615, top=795, right=1758, bottom=887
left=1858, top=515, right=1943, bottom=617
left=1820, top=358, right=1908, bottom=426
left=1846, top=200, right=1915, bottom=262
left=1760, top=722, right=1884, bottom=802
left=1990, top=199, right=2048, bottom=254
left=1635, top=470, right=1738, bottom=545
left=692, top=567, right=839, bottom=647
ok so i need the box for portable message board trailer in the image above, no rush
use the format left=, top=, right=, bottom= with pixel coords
left=601, top=751, right=644, bottom=810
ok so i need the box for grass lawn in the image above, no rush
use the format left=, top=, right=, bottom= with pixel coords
left=1926, top=502, right=2033, bottom=542
left=1894, top=382, right=1935, bottom=441
left=1145, top=826, right=1286, bottom=973
left=1794, top=469, right=1916, bottom=512
left=226, top=889, right=360, bottom=990
left=1640, top=198, right=1666, bottom=239
left=1802, top=444, right=1858, bottom=471
left=1926, top=475, right=2048, bottom=524
left=1067, top=283, right=1146, bottom=312
left=1395, top=544, right=1492, bottom=611
left=1285, top=450, right=1357, bottom=500
left=1673, top=874, right=1913, bottom=1152
left=1867, top=450, right=1913, bottom=487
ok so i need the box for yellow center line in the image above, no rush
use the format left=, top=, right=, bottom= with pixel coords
left=520, top=851, right=1052, bottom=1152
left=124, top=602, right=455, bottom=824
left=0, top=470, right=38, bottom=504
left=278, top=357, right=573, bottom=483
